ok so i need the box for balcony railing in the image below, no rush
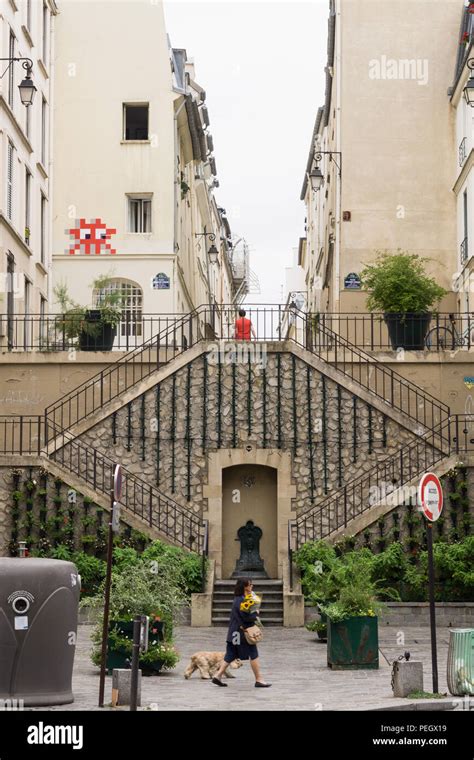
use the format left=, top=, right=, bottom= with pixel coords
left=459, top=136, right=468, bottom=167
left=2, top=310, right=474, bottom=353
left=461, top=236, right=469, bottom=264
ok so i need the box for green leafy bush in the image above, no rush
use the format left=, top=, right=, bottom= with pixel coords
left=361, top=252, right=446, bottom=314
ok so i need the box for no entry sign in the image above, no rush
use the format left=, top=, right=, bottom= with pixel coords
left=418, top=473, right=443, bottom=522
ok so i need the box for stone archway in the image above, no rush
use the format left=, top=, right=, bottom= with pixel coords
left=203, top=448, right=296, bottom=580
left=222, top=464, right=277, bottom=579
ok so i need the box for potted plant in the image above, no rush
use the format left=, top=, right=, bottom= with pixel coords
left=53, top=275, right=123, bottom=351
left=360, top=252, right=446, bottom=350
left=84, top=558, right=186, bottom=676
left=306, top=616, right=327, bottom=642
left=318, top=550, right=399, bottom=670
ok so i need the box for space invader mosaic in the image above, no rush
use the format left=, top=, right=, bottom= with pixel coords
left=67, top=218, right=117, bottom=255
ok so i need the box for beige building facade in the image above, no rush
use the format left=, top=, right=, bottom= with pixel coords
left=300, top=0, right=462, bottom=315
left=0, top=0, right=58, bottom=350
left=51, top=1, right=237, bottom=347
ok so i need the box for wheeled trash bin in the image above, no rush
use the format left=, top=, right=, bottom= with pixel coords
left=0, top=558, right=80, bottom=706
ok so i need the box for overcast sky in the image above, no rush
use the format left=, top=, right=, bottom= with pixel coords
left=164, top=0, right=328, bottom=303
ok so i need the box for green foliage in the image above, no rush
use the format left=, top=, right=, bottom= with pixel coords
left=141, top=541, right=204, bottom=596
left=91, top=628, right=179, bottom=670
left=294, top=540, right=338, bottom=599
left=406, top=691, right=445, bottom=700
left=361, top=252, right=446, bottom=314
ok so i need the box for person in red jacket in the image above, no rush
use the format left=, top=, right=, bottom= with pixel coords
left=234, top=309, right=256, bottom=341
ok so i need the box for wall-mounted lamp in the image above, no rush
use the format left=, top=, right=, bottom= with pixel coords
left=195, top=231, right=219, bottom=264
left=0, top=57, right=36, bottom=106
left=464, top=59, right=474, bottom=107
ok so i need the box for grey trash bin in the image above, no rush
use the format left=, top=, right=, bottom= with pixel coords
left=447, top=628, right=474, bottom=697
left=0, top=558, right=80, bottom=706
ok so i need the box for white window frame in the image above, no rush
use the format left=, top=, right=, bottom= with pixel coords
left=42, top=1, right=48, bottom=65
left=7, top=141, right=14, bottom=221
left=25, top=169, right=31, bottom=244
left=41, top=97, right=47, bottom=166
left=40, top=193, right=46, bottom=263
left=127, top=195, right=152, bottom=233
left=8, top=30, right=15, bottom=109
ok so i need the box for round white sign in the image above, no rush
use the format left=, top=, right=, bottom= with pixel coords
left=418, top=473, right=443, bottom=522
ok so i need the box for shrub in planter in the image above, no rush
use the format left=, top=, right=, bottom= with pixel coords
left=53, top=276, right=123, bottom=352
left=318, top=550, right=399, bottom=669
left=85, top=558, right=187, bottom=674
left=361, top=252, right=446, bottom=349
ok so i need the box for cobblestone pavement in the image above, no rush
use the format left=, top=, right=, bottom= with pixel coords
left=28, top=623, right=462, bottom=712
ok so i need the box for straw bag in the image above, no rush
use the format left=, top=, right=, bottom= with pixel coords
left=243, top=625, right=263, bottom=645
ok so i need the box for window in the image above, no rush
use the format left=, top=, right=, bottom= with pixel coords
left=26, top=0, right=32, bottom=30
left=25, top=100, right=31, bottom=139
left=123, top=104, right=149, bottom=140
left=7, top=141, right=14, bottom=221
left=8, top=31, right=15, bottom=109
left=42, top=2, right=48, bottom=64
left=25, top=170, right=31, bottom=244
left=24, top=278, right=31, bottom=350
left=128, top=196, right=152, bottom=233
left=41, top=97, right=47, bottom=165
left=39, top=295, right=47, bottom=346
left=93, top=279, right=143, bottom=341
left=40, top=194, right=46, bottom=263
left=6, top=254, right=15, bottom=350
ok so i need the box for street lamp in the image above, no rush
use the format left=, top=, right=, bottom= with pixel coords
left=464, top=59, right=474, bottom=107
left=195, top=231, right=219, bottom=264
left=308, top=167, right=324, bottom=192
left=0, top=58, right=36, bottom=106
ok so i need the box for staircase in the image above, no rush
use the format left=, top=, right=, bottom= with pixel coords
left=0, top=305, right=460, bottom=564
left=212, top=580, right=284, bottom=626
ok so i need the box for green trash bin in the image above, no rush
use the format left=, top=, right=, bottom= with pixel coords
left=447, top=629, right=474, bottom=696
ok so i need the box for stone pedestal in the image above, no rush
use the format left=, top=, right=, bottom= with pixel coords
left=392, top=661, right=423, bottom=698
left=111, top=669, right=142, bottom=707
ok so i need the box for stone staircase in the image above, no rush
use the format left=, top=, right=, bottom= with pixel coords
left=212, top=580, right=284, bottom=626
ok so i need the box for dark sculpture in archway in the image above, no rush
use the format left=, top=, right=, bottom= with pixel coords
left=232, top=520, right=268, bottom=578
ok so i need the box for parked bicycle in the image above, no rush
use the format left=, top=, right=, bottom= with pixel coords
left=425, top=313, right=474, bottom=350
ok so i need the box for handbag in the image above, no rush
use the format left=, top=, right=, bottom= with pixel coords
left=243, top=625, right=263, bottom=645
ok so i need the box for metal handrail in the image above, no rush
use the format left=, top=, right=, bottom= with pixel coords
left=48, top=422, right=204, bottom=552
left=294, top=414, right=472, bottom=547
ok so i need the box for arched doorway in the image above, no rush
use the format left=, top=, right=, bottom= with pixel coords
left=222, top=465, right=277, bottom=579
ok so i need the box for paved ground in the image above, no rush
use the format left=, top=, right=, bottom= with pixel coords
left=30, top=624, right=463, bottom=712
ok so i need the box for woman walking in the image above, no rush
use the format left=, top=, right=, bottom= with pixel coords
left=212, top=578, right=271, bottom=688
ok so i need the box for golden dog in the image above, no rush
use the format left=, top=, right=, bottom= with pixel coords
left=184, top=652, right=242, bottom=680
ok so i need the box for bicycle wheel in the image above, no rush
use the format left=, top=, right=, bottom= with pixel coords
left=425, top=327, right=456, bottom=350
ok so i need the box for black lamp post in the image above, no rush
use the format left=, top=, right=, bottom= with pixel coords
left=0, top=57, right=36, bottom=106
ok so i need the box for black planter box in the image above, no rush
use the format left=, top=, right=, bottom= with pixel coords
left=79, top=310, right=117, bottom=351
left=384, top=312, right=431, bottom=350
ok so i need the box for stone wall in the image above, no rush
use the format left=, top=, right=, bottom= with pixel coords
left=305, top=604, right=474, bottom=628
left=75, top=351, right=425, bottom=518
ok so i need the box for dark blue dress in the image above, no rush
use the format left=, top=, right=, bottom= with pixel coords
left=224, top=595, right=259, bottom=662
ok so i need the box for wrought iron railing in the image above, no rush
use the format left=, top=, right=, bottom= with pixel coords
left=48, top=424, right=205, bottom=552
left=294, top=414, right=473, bottom=547
left=0, top=416, right=43, bottom=455
left=4, top=310, right=474, bottom=353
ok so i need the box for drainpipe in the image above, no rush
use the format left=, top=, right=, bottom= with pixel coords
left=47, top=7, right=56, bottom=309
left=173, top=98, right=187, bottom=314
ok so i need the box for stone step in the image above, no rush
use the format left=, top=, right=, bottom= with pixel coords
left=214, top=580, right=283, bottom=586
left=212, top=591, right=283, bottom=599
left=212, top=604, right=283, bottom=617
left=212, top=616, right=283, bottom=625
